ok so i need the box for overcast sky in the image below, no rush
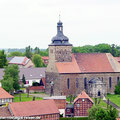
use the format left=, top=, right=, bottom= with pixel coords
left=0, top=0, right=120, bottom=49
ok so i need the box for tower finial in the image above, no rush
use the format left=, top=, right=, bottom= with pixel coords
left=59, top=13, right=61, bottom=21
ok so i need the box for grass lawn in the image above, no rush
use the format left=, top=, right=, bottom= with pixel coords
left=92, top=98, right=107, bottom=108
left=107, top=94, right=120, bottom=107
left=14, top=93, right=43, bottom=102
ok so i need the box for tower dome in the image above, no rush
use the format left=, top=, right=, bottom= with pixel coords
left=49, top=20, right=72, bottom=46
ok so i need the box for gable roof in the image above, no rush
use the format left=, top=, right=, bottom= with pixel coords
left=0, top=68, right=46, bottom=80
left=74, top=91, right=93, bottom=103
left=74, top=53, right=114, bottom=73
left=8, top=100, right=59, bottom=117
left=19, top=67, right=46, bottom=79
left=9, top=56, right=30, bottom=66
left=56, top=53, right=120, bottom=73
left=0, top=87, right=14, bottom=99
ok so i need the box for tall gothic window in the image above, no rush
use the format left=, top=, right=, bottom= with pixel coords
left=76, top=78, right=79, bottom=88
left=67, top=78, right=70, bottom=89
left=109, top=77, right=112, bottom=89
left=117, top=77, right=120, bottom=85
left=84, top=78, right=87, bottom=89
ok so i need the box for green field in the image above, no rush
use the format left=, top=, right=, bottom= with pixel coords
left=14, top=93, right=43, bottom=102
left=92, top=98, right=107, bottom=108
left=107, top=94, right=120, bottom=107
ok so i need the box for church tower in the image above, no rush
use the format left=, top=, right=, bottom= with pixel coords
left=46, top=20, right=72, bottom=72
left=45, top=20, right=72, bottom=95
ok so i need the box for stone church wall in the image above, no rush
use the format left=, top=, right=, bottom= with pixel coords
left=45, top=72, right=120, bottom=96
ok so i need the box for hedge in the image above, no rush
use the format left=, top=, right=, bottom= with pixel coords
left=60, top=117, right=88, bottom=120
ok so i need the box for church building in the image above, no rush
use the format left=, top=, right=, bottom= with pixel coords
left=45, top=20, right=120, bottom=97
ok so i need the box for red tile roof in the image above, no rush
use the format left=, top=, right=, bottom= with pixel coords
left=115, top=57, right=120, bottom=62
left=56, top=54, right=81, bottom=73
left=29, top=86, right=45, bottom=90
left=0, top=87, right=14, bottom=99
left=74, top=53, right=114, bottom=73
left=56, top=53, right=117, bottom=73
left=41, top=56, right=49, bottom=60
left=9, top=100, right=59, bottom=117
left=0, top=107, right=11, bottom=117
left=74, top=91, right=93, bottom=103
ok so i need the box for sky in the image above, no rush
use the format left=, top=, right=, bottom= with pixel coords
left=0, top=0, right=120, bottom=49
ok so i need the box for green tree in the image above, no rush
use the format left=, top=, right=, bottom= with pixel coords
left=1, top=75, right=14, bottom=92
left=1, top=64, right=20, bottom=92
left=32, top=54, right=44, bottom=67
left=25, top=46, right=33, bottom=58
left=114, top=81, right=120, bottom=94
left=88, top=105, right=118, bottom=120
left=34, top=47, right=40, bottom=54
left=95, top=107, right=107, bottom=120
left=106, top=105, right=118, bottom=120
left=22, top=74, right=26, bottom=84
left=0, top=50, right=7, bottom=68
left=88, top=106, right=101, bottom=120
left=8, top=51, right=23, bottom=57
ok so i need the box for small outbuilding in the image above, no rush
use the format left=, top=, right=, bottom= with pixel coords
left=0, top=87, right=14, bottom=106
left=65, top=91, right=93, bottom=117
left=74, top=91, right=93, bottom=117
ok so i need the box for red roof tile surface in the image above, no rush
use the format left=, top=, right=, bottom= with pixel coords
left=56, top=53, right=116, bottom=73
left=0, top=107, right=11, bottom=117
left=74, top=53, right=114, bottom=73
left=0, top=87, right=14, bottom=99
left=9, top=100, right=59, bottom=117
left=29, top=86, right=45, bottom=90
left=41, top=56, right=49, bottom=60
left=56, top=54, right=81, bottom=73
left=74, top=91, right=93, bottom=103
left=115, top=57, right=120, bottom=62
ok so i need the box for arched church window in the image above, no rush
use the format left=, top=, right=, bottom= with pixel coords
left=76, top=78, right=79, bottom=88
left=84, top=78, right=87, bottom=89
left=109, top=77, right=112, bottom=89
left=117, top=77, right=119, bottom=85
left=67, top=78, right=70, bottom=89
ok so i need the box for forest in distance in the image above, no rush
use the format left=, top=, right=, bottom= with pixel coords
left=1, top=43, right=120, bottom=57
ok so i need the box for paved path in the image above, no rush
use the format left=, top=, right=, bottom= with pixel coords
left=103, top=99, right=120, bottom=117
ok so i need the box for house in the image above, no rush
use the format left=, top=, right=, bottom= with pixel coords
left=41, top=56, right=49, bottom=65
left=0, top=67, right=46, bottom=87
left=0, top=87, right=14, bottom=106
left=8, top=56, right=34, bottom=68
left=19, top=67, right=46, bottom=87
left=45, top=20, right=120, bottom=97
left=7, top=100, right=60, bottom=120
left=44, top=96, right=66, bottom=117
left=65, top=91, right=93, bottom=117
